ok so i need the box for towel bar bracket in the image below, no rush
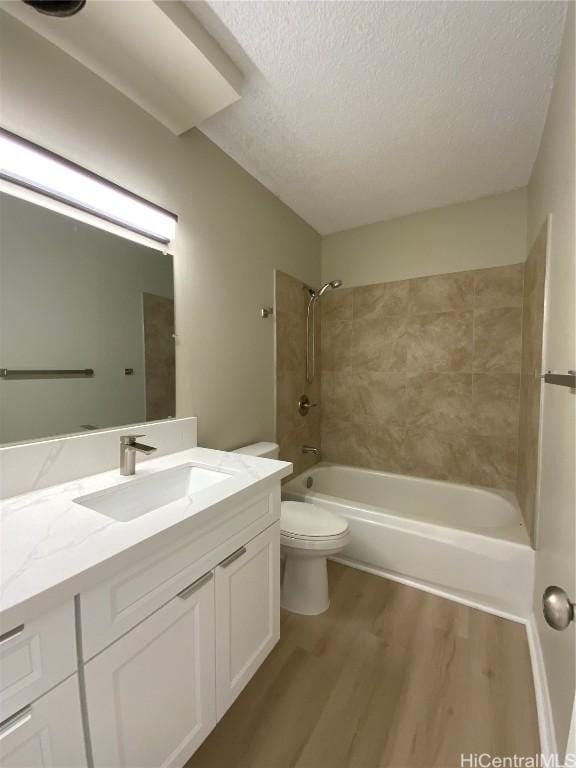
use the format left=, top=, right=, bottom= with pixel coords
left=542, top=370, right=576, bottom=389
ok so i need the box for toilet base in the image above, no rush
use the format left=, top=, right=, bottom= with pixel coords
left=281, top=551, right=330, bottom=615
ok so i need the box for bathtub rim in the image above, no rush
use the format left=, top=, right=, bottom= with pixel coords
left=284, top=461, right=532, bottom=549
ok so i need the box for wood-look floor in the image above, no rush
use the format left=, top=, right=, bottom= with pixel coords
left=186, top=562, right=539, bottom=768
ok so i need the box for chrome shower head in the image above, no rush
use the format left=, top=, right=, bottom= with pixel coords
left=317, top=279, right=343, bottom=298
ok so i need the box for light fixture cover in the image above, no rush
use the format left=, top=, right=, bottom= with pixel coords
left=0, top=129, right=177, bottom=243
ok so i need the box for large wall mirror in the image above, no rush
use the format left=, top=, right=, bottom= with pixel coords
left=0, top=191, right=176, bottom=445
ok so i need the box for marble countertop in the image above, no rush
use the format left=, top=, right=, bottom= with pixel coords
left=0, top=448, right=292, bottom=623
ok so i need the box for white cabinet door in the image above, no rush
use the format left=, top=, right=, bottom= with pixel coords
left=85, top=572, right=216, bottom=768
left=215, top=522, right=280, bottom=719
left=0, top=675, right=86, bottom=768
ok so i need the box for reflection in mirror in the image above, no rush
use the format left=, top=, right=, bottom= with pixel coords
left=0, top=191, right=175, bottom=445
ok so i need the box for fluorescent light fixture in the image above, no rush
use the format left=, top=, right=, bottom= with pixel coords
left=0, top=129, right=176, bottom=243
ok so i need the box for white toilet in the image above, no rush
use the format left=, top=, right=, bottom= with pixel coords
left=280, top=500, right=349, bottom=615
left=233, top=442, right=350, bottom=616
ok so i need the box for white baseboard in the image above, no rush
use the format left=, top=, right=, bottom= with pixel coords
left=332, top=558, right=557, bottom=760
left=525, top=613, right=557, bottom=759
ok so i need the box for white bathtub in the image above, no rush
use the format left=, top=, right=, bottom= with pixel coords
left=283, top=463, right=534, bottom=619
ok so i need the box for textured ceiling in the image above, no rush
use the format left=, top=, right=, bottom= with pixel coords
left=186, top=1, right=567, bottom=235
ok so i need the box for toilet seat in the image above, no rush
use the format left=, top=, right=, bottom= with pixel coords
left=280, top=501, right=348, bottom=549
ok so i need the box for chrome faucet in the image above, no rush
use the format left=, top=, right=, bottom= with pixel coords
left=302, top=445, right=319, bottom=455
left=120, top=434, right=157, bottom=475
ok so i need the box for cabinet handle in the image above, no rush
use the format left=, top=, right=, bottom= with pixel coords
left=0, top=624, right=24, bottom=646
left=219, top=546, right=247, bottom=568
left=0, top=706, right=32, bottom=740
left=177, top=571, right=213, bottom=600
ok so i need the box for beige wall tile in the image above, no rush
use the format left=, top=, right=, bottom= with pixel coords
left=276, top=270, right=308, bottom=314
left=405, top=373, right=472, bottom=433
left=276, top=271, right=321, bottom=478
left=517, top=382, right=540, bottom=534
left=322, top=419, right=406, bottom=473
left=521, top=303, right=542, bottom=374
left=347, top=423, right=407, bottom=473
left=473, top=264, right=524, bottom=309
left=280, top=432, right=320, bottom=477
left=276, top=373, right=306, bottom=437
left=354, top=316, right=407, bottom=371
left=312, top=301, right=323, bottom=368
left=406, top=311, right=473, bottom=372
left=353, top=281, right=409, bottom=322
left=403, top=430, right=472, bottom=484
left=322, top=319, right=354, bottom=370
left=322, top=287, right=354, bottom=323
left=321, top=369, right=358, bottom=422
left=409, top=273, right=474, bottom=314
left=521, top=248, right=545, bottom=373
left=355, top=371, right=406, bottom=428
left=473, top=307, right=522, bottom=372
left=523, top=239, right=546, bottom=299
left=471, top=373, right=520, bottom=436
left=469, top=434, right=518, bottom=490
left=276, top=310, right=306, bottom=375
left=321, top=418, right=354, bottom=465
left=280, top=262, right=527, bottom=497
left=516, top=221, right=547, bottom=540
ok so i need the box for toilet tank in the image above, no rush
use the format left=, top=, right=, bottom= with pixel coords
left=232, top=442, right=280, bottom=459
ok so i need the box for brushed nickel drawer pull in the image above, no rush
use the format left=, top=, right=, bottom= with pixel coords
left=177, top=571, right=213, bottom=600
left=0, top=624, right=24, bottom=646
left=0, top=706, right=32, bottom=740
left=220, top=546, right=247, bottom=568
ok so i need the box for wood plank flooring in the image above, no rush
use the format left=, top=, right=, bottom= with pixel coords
left=186, top=562, right=540, bottom=768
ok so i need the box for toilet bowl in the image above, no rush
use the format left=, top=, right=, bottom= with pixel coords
left=280, top=501, right=349, bottom=615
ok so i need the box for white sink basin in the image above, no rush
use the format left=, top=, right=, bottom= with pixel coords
left=74, top=463, right=232, bottom=522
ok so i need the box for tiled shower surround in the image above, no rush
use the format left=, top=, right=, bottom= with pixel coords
left=320, top=264, right=525, bottom=491
left=517, top=222, right=548, bottom=540
left=276, top=271, right=322, bottom=477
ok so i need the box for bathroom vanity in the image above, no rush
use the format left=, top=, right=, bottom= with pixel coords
left=0, top=435, right=291, bottom=767
left=0, top=174, right=292, bottom=767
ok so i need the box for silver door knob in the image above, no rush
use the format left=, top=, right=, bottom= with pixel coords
left=542, top=586, right=575, bottom=631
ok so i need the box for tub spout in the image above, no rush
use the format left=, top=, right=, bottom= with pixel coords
left=302, top=445, right=319, bottom=455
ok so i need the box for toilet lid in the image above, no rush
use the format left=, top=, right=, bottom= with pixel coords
left=281, top=501, right=348, bottom=538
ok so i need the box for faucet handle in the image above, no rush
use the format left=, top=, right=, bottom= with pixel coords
left=120, top=434, right=146, bottom=445
left=298, top=395, right=318, bottom=416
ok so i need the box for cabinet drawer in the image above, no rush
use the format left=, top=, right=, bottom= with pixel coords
left=81, top=489, right=279, bottom=660
left=0, top=674, right=86, bottom=768
left=0, top=601, right=76, bottom=721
